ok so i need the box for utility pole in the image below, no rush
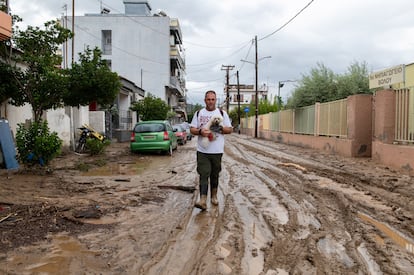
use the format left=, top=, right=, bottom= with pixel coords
left=254, top=35, right=258, bottom=138
left=221, top=65, right=234, bottom=113
left=71, top=0, right=75, bottom=65
left=237, top=70, right=241, bottom=134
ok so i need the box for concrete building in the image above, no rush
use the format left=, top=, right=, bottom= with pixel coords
left=0, top=0, right=11, bottom=41
left=65, top=0, right=186, bottom=124
left=224, top=84, right=268, bottom=113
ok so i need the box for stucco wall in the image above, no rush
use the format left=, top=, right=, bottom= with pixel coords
left=46, top=108, right=71, bottom=147
left=71, top=15, right=170, bottom=101
left=372, top=141, right=414, bottom=174
left=241, top=91, right=414, bottom=175
left=347, top=94, right=372, bottom=157
left=373, top=89, right=395, bottom=143
left=3, top=104, right=32, bottom=137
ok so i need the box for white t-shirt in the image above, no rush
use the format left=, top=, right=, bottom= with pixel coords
left=190, top=108, right=232, bottom=154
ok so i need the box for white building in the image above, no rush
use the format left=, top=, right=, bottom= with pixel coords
left=224, top=84, right=268, bottom=113
left=65, top=0, right=186, bottom=124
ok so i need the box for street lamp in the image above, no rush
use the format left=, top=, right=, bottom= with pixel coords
left=240, top=37, right=271, bottom=138
left=277, top=80, right=296, bottom=111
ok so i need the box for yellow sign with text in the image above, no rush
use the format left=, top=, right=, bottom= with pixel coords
left=369, top=64, right=405, bottom=89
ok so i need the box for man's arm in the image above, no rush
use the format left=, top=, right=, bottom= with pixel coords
left=190, top=126, right=206, bottom=136
left=221, top=126, right=233, bottom=134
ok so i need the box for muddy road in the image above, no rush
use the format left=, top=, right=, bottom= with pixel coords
left=1, top=134, right=413, bottom=274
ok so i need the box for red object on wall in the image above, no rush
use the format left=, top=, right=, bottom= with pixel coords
left=89, top=101, right=97, bottom=111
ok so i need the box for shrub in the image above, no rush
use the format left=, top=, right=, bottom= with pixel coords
left=15, top=121, right=62, bottom=166
left=86, top=138, right=110, bottom=155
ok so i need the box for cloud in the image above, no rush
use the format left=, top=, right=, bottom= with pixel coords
left=9, top=0, right=414, bottom=104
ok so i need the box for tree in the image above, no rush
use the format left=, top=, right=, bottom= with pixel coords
left=64, top=46, right=120, bottom=107
left=8, top=20, right=73, bottom=122
left=187, top=103, right=203, bottom=122
left=286, top=61, right=370, bottom=109
left=130, top=93, right=171, bottom=121
left=335, top=61, right=370, bottom=99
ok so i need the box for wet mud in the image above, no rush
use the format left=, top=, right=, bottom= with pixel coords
left=0, top=135, right=413, bottom=274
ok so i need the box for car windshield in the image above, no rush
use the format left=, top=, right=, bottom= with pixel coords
left=135, top=123, right=165, bottom=133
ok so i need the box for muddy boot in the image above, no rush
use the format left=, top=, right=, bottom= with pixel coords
left=195, top=195, right=207, bottom=210
left=211, top=188, right=218, bottom=206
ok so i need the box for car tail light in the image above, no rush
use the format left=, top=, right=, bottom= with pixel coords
left=163, top=131, right=170, bottom=140
left=130, top=132, right=135, bottom=142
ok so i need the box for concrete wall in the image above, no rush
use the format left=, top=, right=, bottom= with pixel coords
left=2, top=103, right=32, bottom=137
left=373, top=89, right=395, bottom=143
left=257, top=94, right=372, bottom=158
left=242, top=92, right=414, bottom=175
left=347, top=94, right=372, bottom=157
left=46, top=108, right=71, bottom=147
left=89, top=111, right=105, bottom=134
left=372, top=90, right=414, bottom=174
left=71, top=15, right=170, bottom=101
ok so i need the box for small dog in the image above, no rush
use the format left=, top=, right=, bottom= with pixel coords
left=200, top=114, right=224, bottom=148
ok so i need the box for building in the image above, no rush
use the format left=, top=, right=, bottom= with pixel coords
left=224, top=83, right=268, bottom=113
left=0, top=0, right=12, bottom=41
left=64, top=0, right=186, bottom=123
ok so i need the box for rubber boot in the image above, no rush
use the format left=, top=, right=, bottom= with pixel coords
left=195, top=195, right=207, bottom=210
left=211, top=188, right=218, bottom=206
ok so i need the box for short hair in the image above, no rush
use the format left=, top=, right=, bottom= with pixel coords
left=205, top=90, right=216, bottom=98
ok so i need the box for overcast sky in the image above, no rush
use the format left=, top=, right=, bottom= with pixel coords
left=9, top=0, right=414, bottom=105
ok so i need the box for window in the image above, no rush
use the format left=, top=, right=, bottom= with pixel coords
left=102, top=30, right=112, bottom=55
left=233, top=94, right=244, bottom=102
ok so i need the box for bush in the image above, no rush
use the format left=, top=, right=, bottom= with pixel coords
left=15, top=121, right=62, bottom=166
left=86, top=138, right=110, bottom=155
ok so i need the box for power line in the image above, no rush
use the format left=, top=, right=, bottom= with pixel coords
left=259, top=0, right=315, bottom=41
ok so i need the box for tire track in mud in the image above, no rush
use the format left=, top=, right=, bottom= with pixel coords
left=135, top=135, right=413, bottom=274
left=215, top=135, right=414, bottom=274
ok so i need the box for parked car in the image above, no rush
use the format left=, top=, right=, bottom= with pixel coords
left=172, top=124, right=187, bottom=145
left=180, top=122, right=193, bottom=141
left=130, top=120, right=178, bottom=155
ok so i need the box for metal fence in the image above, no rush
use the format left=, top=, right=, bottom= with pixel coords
left=258, top=98, right=347, bottom=137
left=318, top=99, right=347, bottom=137
left=113, top=109, right=133, bottom=131
left=245, top=90, right=414, bottom=145
left=295, top=105, right=315, bottom=135
left=395, top=87, right=414, bottom=143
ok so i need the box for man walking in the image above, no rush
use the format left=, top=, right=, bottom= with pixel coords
left=190, top=90, right=233, bottom=210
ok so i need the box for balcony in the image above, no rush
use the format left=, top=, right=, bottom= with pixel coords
left=169, top=76, right=185, bottom=97
left=170, top=45, right=185, bottom=69
left=0, top=10, right=11, bottom=41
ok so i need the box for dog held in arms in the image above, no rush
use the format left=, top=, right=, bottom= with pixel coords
left=200, top=114, right=224, bottom=148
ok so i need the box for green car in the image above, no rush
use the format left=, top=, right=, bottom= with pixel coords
left=130, top=120, right=178, bottom=155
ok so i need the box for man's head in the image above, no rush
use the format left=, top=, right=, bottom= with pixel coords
left=204, top=90, right=217, bottom=111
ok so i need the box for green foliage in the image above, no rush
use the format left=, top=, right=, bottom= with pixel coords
left=0, top=62, right=21, bottom=103
left=187, top=103, right=203, bottom=122
left=86, top=138, right=110, bottom=155
left=65, top=46, right=120, bottom=107
left=286, top=61, right=370, bottom=109
left=9, top=20, right=73, bottom=122
left=229, top=108, right=240, bottom=127
left=15, top=121, right=62, bottom=166
left=2, top=19, right=120, bottom=121
left=130, top=93, right=171, bottom=121
left=167, top=110, right=176, bottom=120
left=244, top=97, right=279, bottom=117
